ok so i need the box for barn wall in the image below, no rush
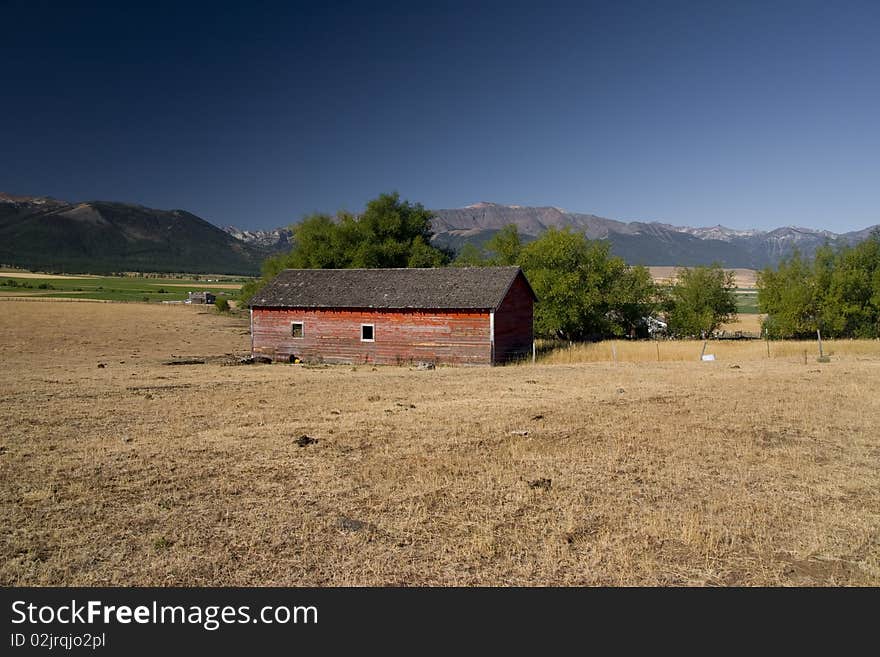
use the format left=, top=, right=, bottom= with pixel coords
left=252, top=308, right=492, bottom=365
left=493, top=274, right=534, bottom=363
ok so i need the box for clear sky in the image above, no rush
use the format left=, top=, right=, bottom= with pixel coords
left=2, top=0, right=878, bottom=232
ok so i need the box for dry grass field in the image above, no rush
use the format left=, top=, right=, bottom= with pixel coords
left=720, top=313, right=765, bottom=334
left=648, top=266, right=759, bottom=288
left=539, top=334, right=878, bottom=364
left=1, top=301, right=879, bottom=586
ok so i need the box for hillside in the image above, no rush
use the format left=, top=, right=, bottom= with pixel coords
left=0, top=193, right=264, bottom=275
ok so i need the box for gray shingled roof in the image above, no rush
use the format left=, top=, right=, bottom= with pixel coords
left=249, top=267, right=535, bottom=310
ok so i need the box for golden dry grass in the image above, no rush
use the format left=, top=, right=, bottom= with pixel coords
left=1, top=301, right=879, bottom=586
left=720, top=313, right=765, bottom=334
left=648, top=266, right=759, bottom=288
left=539, top=335, right=880, bottom=364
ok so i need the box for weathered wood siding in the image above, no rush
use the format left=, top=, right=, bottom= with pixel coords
left=493, top=273, right=534, bottom=362
left=252, top=308, right=492, bottom=365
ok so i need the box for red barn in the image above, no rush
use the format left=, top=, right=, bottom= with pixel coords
left=249, top=266, right=536, bottom=366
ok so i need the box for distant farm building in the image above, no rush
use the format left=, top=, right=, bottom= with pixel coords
left=248, top=267, right=536, bottom=366
left=185, top=291, right=216, bottom=304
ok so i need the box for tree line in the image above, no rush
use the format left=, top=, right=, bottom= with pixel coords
left=241, top=192, right=740, bottom=340
left=758, top=234, right=880, bottom=338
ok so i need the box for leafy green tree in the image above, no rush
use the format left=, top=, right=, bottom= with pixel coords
left=758, top=234, right=880, bottom=338
left=239, top=192, right=449, bottom=304
left=452, top=242, right=486, bottom=267
left=609, top=264, right=660, bottom=337
left=665, top=264, right=737, bottom=337
left=407, top=235, right=448, bottom=268
left=872, top=266, right=880, bottom=335
left=518, top=227, right=652, bottom=340
left=757, top=251, right=820, bottom=338
left=238, top=277, right=264, bottom=306
left=349, top=193, right=444, bottom=268
left=286, top=213, right=356, bottom=269
left=455, top=225, right=658, bottom=339
left=819, top=235, right=880, bottom=337
left=485, top=224, right=523, bottom=265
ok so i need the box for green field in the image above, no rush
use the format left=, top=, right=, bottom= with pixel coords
left=0, top=271, right=247, bottom=303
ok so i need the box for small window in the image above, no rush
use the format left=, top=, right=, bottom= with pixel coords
left=361, top=324, right=375, bottom=342
left=291, top=322, right=304, bottom=339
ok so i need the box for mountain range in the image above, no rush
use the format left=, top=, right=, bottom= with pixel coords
left=426, top=202, right=879, bottom=269
left=2, top=193, right=877, bottom=275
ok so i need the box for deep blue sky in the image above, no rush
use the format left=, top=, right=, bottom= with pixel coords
left=2, top=0, right=879, bottom=232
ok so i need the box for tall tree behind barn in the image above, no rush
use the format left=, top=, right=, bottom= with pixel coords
left=248, top=267, right=536, bottom=365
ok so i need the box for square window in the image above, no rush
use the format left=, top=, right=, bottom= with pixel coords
left=361, top=324, right=374, bottom=341
left=291, top=322, right=304, bottom=338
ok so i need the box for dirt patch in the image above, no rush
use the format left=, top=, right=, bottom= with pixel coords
left=780, top=556, right=864, bottom=584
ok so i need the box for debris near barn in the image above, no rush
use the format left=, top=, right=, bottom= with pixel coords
left=713, top=329, right=760, bottom=340
left=224, top=354, right=273, bottom=365
left=185, top=291, right=216, bottom=305
left=162, top=358, right=205, bottom=366
left=645, top=315, right=668, bottom=338
left=295, top=435, right=318, bottom=447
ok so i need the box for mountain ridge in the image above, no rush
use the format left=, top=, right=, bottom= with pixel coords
left=424, top=202, right=878, bottom=268
left=3, top=193, right=878, bottom=273
left=0, top=192, right=264, bottom=275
